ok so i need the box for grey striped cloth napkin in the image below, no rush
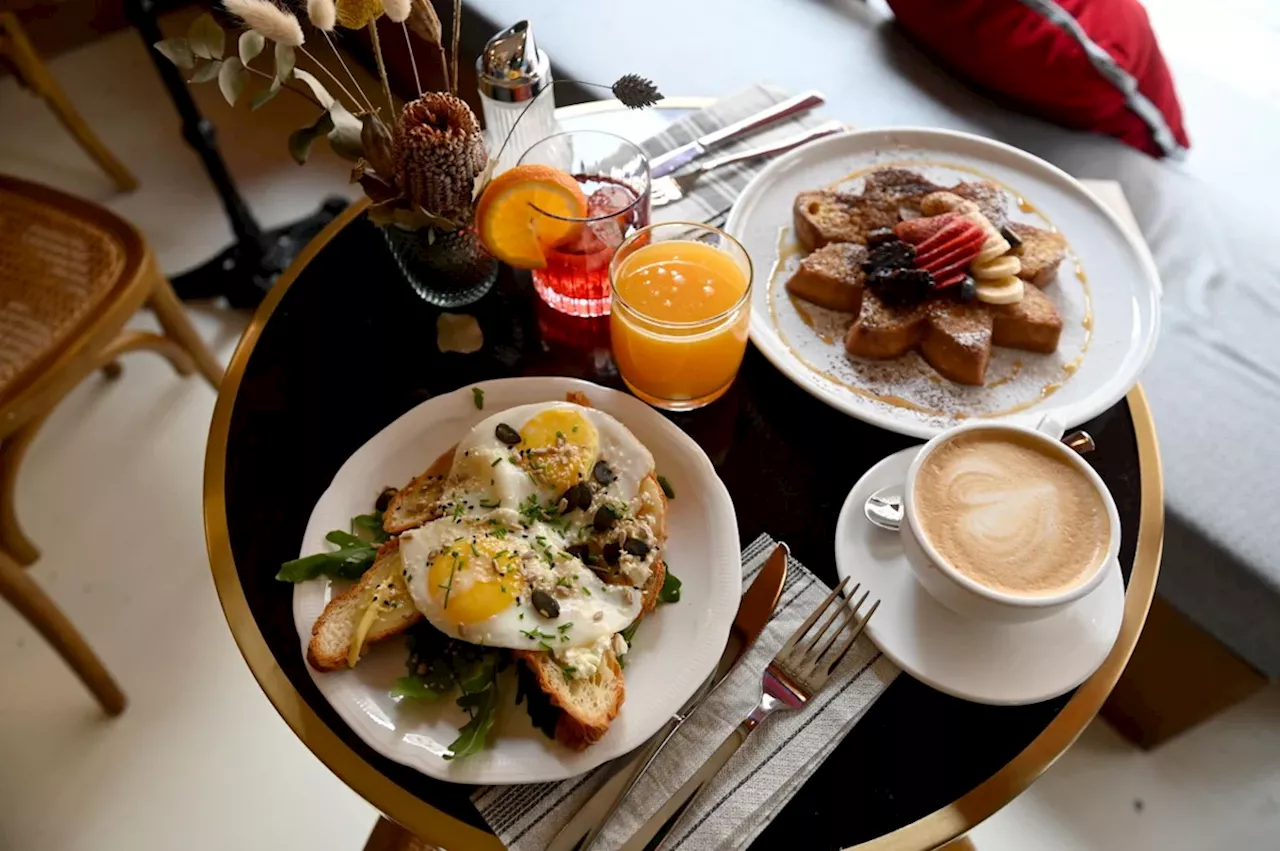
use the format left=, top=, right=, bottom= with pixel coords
left=472, top=534, right=900, bottom=851
left=639, top=84, right=831, bottom=227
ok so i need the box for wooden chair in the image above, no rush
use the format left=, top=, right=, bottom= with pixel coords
left=0, top=10, right=137, bottom=192
left=0, top=174, right=222, bottom=714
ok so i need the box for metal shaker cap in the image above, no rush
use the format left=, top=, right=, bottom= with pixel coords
left=476, top=21, right=551, bottom=103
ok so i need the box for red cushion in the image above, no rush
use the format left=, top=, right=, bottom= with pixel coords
left=886, top=0, right=1190, bottom=157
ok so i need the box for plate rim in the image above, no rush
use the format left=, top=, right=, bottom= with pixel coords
left=833, top=445, right=1124, bottom=705
left=726, top=125, right=1163, bottom=438
left=290, top=376, right=741, bottom=783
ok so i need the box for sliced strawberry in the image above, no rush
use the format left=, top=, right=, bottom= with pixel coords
left=916, top=228, right=986, bottom=274
left=933, top=269, right=968, bottom=289
left=915, top=218, right=983, bottom=256
left=894, top=213, right=961, bottom=246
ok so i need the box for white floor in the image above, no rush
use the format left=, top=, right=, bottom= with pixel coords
left=1, top=11, right=1278, bottom=851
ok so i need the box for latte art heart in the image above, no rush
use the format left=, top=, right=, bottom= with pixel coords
left=914, top=432, right=1110, bottom=597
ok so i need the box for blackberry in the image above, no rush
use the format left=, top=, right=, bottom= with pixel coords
left=866, top=267, right=935, bottom=306
left=866, top=227, right=898, bottom=248
left=861, top=239, right=916, bottom=274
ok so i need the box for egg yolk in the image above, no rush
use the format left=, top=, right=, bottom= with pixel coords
left=427, top=537, right=525, bottom=625
left=518, top=409, right=599, bottom=494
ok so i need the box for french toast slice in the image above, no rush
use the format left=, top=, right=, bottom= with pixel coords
left=948, top=180, right=1008, bottom=227
left=785, top=242, right=866, bottom=312
left=922, top=300, right=994, bottom=386
left=844, top=290, right=929, bottom=359
left=990, top=283, right=1064, bottom=353
left=514, top=649, right=624, bottom=750
left=794, top=169, right=943, bottom=251
left=1007, top=223, right=1067, bottom=286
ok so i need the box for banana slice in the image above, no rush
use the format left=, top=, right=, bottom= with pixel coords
left=976, top=276, right=1025, bottom=305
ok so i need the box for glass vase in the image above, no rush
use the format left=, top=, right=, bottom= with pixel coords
left=381, top=224, right=499, bottom=308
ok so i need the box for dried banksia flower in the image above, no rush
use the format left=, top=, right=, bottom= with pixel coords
left=393, top=93, right=487, bottom=216
left=306, top=0, right=336, bottom=31
left=335, top=0, right=382, bottom=29
left=611, top=74, right=662, bottom=109
left=222, top=0, right=304, bottom=46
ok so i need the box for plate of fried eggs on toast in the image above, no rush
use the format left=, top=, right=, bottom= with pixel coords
left=725, top=127, right=1162, bottom=438
left=290, top=377, right=740, bottom=784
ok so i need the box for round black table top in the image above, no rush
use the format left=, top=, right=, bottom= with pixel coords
left=205, top=201, right=1163, bottom=850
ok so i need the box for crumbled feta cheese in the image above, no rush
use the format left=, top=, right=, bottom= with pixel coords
left=612, top=633, right=628, bottom=657
left=555, top=635, right=612, bottom=679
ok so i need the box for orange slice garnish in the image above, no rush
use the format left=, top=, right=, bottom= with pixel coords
left=475, top=165, right=588, bottom=269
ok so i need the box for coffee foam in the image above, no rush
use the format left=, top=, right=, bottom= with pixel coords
left=914, top=431, right=1110, bottom=597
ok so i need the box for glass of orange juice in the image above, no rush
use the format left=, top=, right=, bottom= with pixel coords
left=609, top=222, right=753, bottom=410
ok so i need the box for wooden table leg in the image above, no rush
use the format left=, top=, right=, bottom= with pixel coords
left=0, top=549, right=126, bottom=715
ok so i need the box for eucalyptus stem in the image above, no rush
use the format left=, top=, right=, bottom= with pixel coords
left=367, top=20, right=395, bottom=119
left=243, top=65, right=324, bottom=108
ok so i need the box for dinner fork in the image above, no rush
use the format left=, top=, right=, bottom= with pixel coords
left=620, top=577, right=880, bottom=851
left=650, top=120, right=847, bottom=208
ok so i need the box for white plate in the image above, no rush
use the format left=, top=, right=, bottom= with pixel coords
left=834, top=447, right=1123, bottom=705
left=725, top=127, right=1162, bottom=438
left=292, top=377, right=741, bottom=784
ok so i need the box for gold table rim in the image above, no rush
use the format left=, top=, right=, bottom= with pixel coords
left=203, top=106, right=1164, bottom=851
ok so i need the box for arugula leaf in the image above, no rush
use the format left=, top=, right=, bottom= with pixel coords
left=351, top=512, right=389, bottom=543
left=325, top=529, right=366, bottom=548
left=472, top=386, right=485, bottom=409
left=659, top=570, right=682, bottom=604
left=276, top=544, right=375, bottom=582
left=657, top=474, right=675, bottom=499
left=390, top=676, right=448, bottom=701
left=445, top=677, right=499, bottom=760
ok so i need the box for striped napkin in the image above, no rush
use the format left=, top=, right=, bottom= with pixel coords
left=473, top=534, right=900, bottom=850
left=639, top=84, right=832, bottom=227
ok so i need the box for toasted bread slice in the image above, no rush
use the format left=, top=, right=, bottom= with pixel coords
left=845, top=290, right=928, bottom=359
left=1008, top=223, right=1067, bottom=286
left=514, top=649, right=624, bottom=751
left=786, top=243, right=866, bottom=313
left=922, top=300, right=994, bottom=386
left=383, top=447, right=454, bottom=534
left=307, top=539, right=423, bottom=672
left=990, top=284, right=1063, bottom=353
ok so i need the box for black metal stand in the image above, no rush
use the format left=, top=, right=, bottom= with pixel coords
left=126, top=0, right=347, bottom=307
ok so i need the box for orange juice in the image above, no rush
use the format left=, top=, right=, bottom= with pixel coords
left=610, top=236, right=752, bottom=410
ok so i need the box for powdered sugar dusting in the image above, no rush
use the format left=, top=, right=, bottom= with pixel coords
left=766, top=162, right=1092, bottom=432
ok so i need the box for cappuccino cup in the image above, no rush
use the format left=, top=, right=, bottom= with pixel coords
left=900, top=421, right=1120, bottom=623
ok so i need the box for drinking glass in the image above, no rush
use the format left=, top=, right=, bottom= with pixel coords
left=609, top=222, right=753, bottom=411
left=518, top=131, right=651, bottom=317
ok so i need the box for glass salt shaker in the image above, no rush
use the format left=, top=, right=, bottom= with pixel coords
left=477, top=21, right=557, bottom=174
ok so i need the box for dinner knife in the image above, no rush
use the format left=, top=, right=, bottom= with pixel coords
left=547, top=543, right=790, bottom=851
left=648, top=92, right=826, bottom=178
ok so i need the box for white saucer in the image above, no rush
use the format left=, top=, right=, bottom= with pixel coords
left=834, top=448, right=1124, bottom=705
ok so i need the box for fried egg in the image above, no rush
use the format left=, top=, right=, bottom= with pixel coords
left=438, top=402, right=655, bottom=536
left=399, top=517, right=643, bottom=650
